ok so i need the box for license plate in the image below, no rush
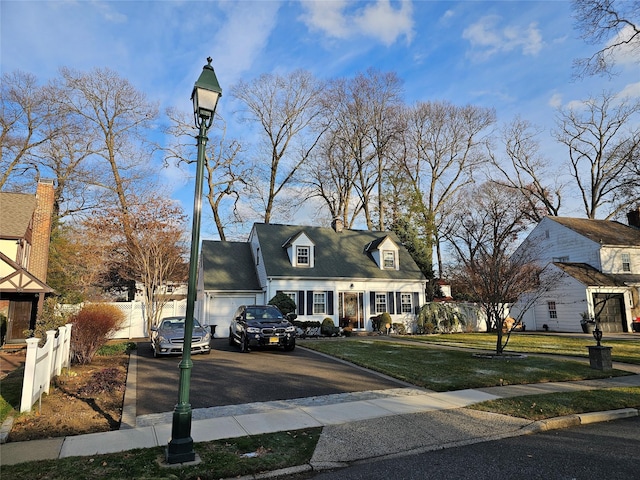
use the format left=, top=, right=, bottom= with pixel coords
left=269, top=337, right=279, bottom=344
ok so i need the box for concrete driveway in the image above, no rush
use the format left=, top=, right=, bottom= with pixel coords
left=135, top=338, right=408, bottom=416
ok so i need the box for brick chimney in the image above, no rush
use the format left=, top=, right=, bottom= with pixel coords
left=30, top=179, right=55, bottom=281
left=331, top=217, right=344, bottom=233
left=628, top=208, right=640, bottom=229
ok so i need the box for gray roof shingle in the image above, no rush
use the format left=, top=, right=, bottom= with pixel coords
left=0, top=192, right=36, bottom=238
left=253, top=223, right=425, bottom=281
left=550, top=217, right=640, bottom=247
left=554, top=262, right=628, bottom=287
left=201, top=241, right=261, bottom=291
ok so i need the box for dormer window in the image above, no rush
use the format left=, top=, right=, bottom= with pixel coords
left=383, top=250, right=396, bottom=269
left=283, top=231, right=315, bottom=268
left=366, top=236, right=400, bottom=270
left=297, top=246, right=310, bottom=266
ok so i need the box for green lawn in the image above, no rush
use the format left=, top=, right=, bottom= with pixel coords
left=299, top=338, right=632, bottom=391
left=405, top=333, right=640, bottom=364
left=3, top=334, right=639, bottom=479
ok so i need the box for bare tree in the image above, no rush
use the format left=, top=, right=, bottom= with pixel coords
left=445, top=182, right=558, bottom=355
left=231, top=70, right=328, bottom=224
left=55, top=67, right=159, bottom=241
left=165, top=108, right=250, bottom=240
left=395, top=101, right=495, bottom=277
left=554, top=91, right=640, bottom=219
left=304, top=133, right=362, bottom=227
left=489, top=117, right=563, bottom=222
left=82, top=193, right=188, bottom=331
left=0, top=71, right=57, bottom=190
left=572, top=0, right=640, bottom=77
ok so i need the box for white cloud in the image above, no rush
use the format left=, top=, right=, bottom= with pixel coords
left=355, top=0, right=414, bottom=46
left=462, top=15, right=543, bottom=61
left=300, top=0, right=414, bottom=46
left=91, top=1, right=128, bottom=23
left=212, top=1, right=281, bottom=82
left=608, top=24, right=640, bottom=66
left=548, top=93, right=563, bottom=108
left=617, top=81, right=640, bottom=99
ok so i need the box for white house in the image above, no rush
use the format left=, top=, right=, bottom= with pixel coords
left=512, top=212, right=640, bottom=333
left=196, top=221, right=426, bottom=337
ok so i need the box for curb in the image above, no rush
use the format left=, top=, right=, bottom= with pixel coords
left=523, top=408, right=639, bottom=434
left=0, top=415, right=14, bottom=444
left=217, top=408, right=640, bottom=480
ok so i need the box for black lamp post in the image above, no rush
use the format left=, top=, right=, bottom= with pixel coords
left=166, top=57, right=222, bottom=464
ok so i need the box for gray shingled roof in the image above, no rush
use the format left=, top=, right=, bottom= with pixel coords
left=253, top=223, right=425, bottom=281
left=0, top=192, right=36, bottom=238
left=550, top=217, right=640, bottom=247
left=201, top=241, right=261, bottom=291
left=554, top=262, right=627, bottom=287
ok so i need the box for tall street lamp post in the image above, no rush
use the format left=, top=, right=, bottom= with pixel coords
left=166, top=57, right=222, bottom=464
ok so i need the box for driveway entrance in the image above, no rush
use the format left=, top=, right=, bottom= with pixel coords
left=135, top=338, right=408, bottom=416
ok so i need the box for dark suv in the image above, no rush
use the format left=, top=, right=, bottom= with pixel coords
left=228, top=305, right=296, bottom=352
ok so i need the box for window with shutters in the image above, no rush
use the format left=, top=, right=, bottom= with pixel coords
left=375, top=293, right=387, bottom=314
left=400, top=293, right=412, bottom=313
left=313, top=292, right=326, bottom=314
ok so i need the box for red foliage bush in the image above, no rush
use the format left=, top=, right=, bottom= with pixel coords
left=70, top=304, right=124, bottom=365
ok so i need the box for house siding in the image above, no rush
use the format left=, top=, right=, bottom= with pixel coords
left=513, top=217, right=639, bottom=333
left=265, top=278, right=424, bottom=331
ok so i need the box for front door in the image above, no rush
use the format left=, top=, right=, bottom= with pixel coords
left=593, top=293, right=627, bottom=333
left=7, top=300, right=34, bottom=341
left=339, top=292, right=364, bottom=329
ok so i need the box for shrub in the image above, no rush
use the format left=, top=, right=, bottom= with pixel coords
left=268, top=292, right=297, bottom=317
left=30, top=297, right=71, bottom=345
left=379, top=312, right=392, bottom=330
left=392, top=322, right=406, bottom=335
left=417, top=303, right=466, bottom=334
left=70, top=304, right=124, bottom=365
left=321, top=317, right=339, bottom=336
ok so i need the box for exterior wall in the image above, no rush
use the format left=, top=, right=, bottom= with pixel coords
left=249, top=228, right=268, bottom=287
left=600, top=246, right=640, bottom=274
left=524, top=217, right=601, bottom=268
left=0, top=240, right=20, bottom=266
left=263, top=277, right=424, bottom=332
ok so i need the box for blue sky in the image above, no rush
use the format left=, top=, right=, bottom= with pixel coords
left=2, top=1, right=639, bottom=237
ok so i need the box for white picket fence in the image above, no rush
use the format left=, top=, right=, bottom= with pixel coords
left=20, top=323, right=72, bottom=413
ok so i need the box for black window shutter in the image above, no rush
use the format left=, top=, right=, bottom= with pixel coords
left=307, top=291, right=313, bottom=316
left=370, top=291, right=376, bottom=315
left=413, top=292, right=419, bottom=314
left=327, top=291, right=334, bottom=315
left=396, top=292, right=402, bottom=314
left=388, top=292, right=394, bottom=313
left=298, top=291, right=305, bottom=315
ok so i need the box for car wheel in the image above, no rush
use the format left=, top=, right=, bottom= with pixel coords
left=284, top=340, right=296, bottom=352
left=228, top=328, right=235, bottom=346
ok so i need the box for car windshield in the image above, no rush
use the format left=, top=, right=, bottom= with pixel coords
left=160, top=318, right=202, bottom=329
left=245, top=307, right=283, bottom=321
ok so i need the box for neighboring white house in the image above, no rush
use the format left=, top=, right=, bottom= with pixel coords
left=512, top=212, right=640, bottom=333
left=197, top=221, right=426, bottom=337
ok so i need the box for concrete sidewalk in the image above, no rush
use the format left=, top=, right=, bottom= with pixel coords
left=2, top=373, right=639, bottom=469
left=2, top=345, right=640, bottom=472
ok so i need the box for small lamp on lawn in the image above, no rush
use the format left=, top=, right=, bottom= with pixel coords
left=166, top=57, right=222, bottom=465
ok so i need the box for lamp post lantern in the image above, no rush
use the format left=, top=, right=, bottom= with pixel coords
left=166, top=57, right=222, bottom=465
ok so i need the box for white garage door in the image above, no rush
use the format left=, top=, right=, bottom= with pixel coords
left=207, top=295, right=256, bottom=337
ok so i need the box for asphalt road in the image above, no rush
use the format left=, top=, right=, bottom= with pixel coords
left=300, top=416, right=640, bottom=480
left=135, top=338, right=408, bottom=416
